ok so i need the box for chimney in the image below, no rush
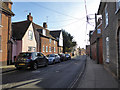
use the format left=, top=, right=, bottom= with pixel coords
left=4, top=0, right=13, bottom=10
left=27, top=13, right=33, bottom=21
left=43, top=22, right=47, bottom=28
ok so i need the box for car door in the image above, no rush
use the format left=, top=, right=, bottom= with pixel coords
left=36, top=53, right=43, bottom=65
left=39, top=53, right=45, bottom=65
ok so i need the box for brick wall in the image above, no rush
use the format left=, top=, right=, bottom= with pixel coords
left=40, top=37, right=58, bottom=56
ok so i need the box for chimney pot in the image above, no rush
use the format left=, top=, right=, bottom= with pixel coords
left=27, top=13, right=33, bottom=21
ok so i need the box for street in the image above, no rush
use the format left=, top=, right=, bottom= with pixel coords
left=2, top=55, right=86, bottom=89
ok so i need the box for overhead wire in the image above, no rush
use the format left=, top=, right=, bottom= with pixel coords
left=29, top=2, right=82, bottom=20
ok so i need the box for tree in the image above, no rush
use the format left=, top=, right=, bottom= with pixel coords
left=62, top=30, right=77, bottom=53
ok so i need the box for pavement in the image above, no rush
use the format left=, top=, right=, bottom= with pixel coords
left=0, top=65, right=16, bottom=74
left=77, top=56, right=119, bottom=88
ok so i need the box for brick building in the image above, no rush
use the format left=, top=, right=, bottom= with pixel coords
left=0, top=1, right=14, bottom=66
left=89, top=18, right=103, bottom=64
left=98, top=1, right=120, bottom=79
left=50, top=30, right=63, bottom=54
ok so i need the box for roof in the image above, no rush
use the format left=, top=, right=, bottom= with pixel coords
left=12, top=20, right=56, bottom=41
left=97, top=2, right=106, bottom=15
left=32, top=23, right=56, bottom=40
left=1, top=2, right=14, bottom=16
left=50, top=30, right=62, bottom=39
left=12, top=20, right=31, bottom=40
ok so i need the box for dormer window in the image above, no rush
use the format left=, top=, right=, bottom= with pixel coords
left=28, top=30, right=33, bottom=40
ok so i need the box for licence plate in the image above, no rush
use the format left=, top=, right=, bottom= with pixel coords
left=19, top=63, right=25, bottom=65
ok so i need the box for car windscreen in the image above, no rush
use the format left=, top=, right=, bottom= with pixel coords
left=47, top=54, right=55, bottom=57
left=18, top=53, right=32, bottom=58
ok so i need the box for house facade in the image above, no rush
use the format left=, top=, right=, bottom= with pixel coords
left=50, top=30, right=63, bottom=54
left=98, top=1, right=120, bottom=79
left=0, top=1, right=14, bottom=66
left=12, top=13, right=58, bottom=63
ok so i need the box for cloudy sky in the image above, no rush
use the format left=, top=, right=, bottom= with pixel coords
left=11, top=0, right=101, bottom=48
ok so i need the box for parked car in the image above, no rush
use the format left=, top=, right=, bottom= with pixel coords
left=15, top=52, right=48, bottom=70
left=46, top=54, right=61, bottom=64
left=58, top=53, right=66, bottom=61
left=65, top=54, right=71, bottom=60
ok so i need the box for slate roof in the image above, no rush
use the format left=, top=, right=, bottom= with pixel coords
left=50, top=30, right=62, bottom=39
left=12, top=20, right=31, bottom=40
left=0, top=2, right=14, bottom=16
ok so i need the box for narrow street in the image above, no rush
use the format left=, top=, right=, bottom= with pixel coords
left=2, top=56, right=86, bottom=89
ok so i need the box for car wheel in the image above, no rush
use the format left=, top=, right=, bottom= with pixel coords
left=53, top=60, right=55, bottom=64
left=44, top=61, right=48, bottom=67
left=16, top=67, right=22, bottom=70
left=32, top=62, right=38, bottom=70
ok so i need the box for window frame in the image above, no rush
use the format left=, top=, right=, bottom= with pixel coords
left=46, top=46, right=48, bottom=52
left=116, top=0, right=120, bottom=12
left=54, top=47, right=56, bottom=52
left=28, top=30, right=33, bottom=40
left=105, top=4, right=108, bottom=27
left=43, top=46, right=45, bottom=52
left=49, top=46, right=51, bottom=52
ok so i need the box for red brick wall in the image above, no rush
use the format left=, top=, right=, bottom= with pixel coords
left=98, top=38, right=103, bottom=64
left=40, top=37, right=58, bottom=56
left=91, top=42, right=97, bottom=60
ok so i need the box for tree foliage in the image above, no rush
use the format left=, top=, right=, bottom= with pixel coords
left=62, top=30, right=77, bottom=53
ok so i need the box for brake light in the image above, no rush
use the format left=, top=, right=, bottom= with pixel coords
left=28, top=56, right=32, bottom=59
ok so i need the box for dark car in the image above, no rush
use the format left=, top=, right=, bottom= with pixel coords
left=65, top=54, right=71, bottom=60
left=58, top=53, right=66, bottom=61
left=15, top=52, right=48, bottom=70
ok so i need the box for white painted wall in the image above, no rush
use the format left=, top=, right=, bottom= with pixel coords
left=59, top=31, right=63, bottom=47
left=22, top=23, right=37, bottom=52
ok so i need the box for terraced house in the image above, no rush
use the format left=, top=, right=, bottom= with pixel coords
left=97, top=1, right=120, bottom=80
left=11, top=13, right=58, bottom=63
left=0, top=1, right=14, bottom=66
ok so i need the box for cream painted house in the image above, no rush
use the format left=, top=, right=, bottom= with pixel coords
left=22, top=23, right=37, bottom=52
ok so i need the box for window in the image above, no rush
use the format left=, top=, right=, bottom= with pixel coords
left=97, top=29, right=101, bottom=34
left=33, top=47, right=36, bottom=52
left=54, top=47, right=56, bottom=52
left=49, top=46, right=51, bottom=52
left=116, top=0, right=120, bottom=11
left=54, top=40, right=56, bottom=45
left=105, top=4, right=108, bottom=27
left=49, top=38, right=51, bottom=43
left=0, top=36, right=1, bottom=50
left=28, top=47, right=32, bottom=51
left=0, top=13, right=1, bottom=27
left=43, top=46, right=45, bottom=52
left=46, top=46, right=48, bottom=52
left=106, top=37, right=109, bottom=63
left=28, top=30, right=33, bottom=40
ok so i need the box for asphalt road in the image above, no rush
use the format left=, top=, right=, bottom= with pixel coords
left=2, top=55, right=86, bottom=89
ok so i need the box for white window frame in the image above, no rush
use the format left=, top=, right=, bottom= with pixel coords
left=54, top=47, right=56, bottom=52
left=28, top=30, right=33, bottom=40
left=49, top=38, right=51, bottom=43
left=105, top=4, right=108, bottom=27
left=43, top=46, right=45, bottom=52
left=116, top=0, right=120, bottom=12
left=46, top=46, right=48, bottom=52
left=49, top=46, right=51, bottom=52
left=106, top=37, right=109, bottom=63
left=54, top=40, right=56, bottom=45
left=28, top=47, right=32, bottom=51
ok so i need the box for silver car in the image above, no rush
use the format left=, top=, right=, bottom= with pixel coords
left=46, top=54, right=61, bottom=64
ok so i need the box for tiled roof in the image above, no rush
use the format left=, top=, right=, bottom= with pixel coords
left=1, top=2, right=14, bottom=16
left=50, top=30, right=62, bottom=39
left=12, top=20, right=31, bottom=40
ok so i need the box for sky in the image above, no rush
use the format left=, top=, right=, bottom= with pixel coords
left=11, top=0, right=101, bottom=49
